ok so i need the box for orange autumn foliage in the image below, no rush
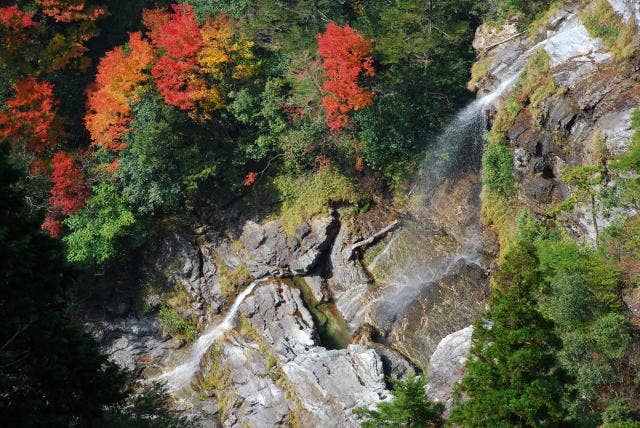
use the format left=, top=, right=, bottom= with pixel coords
left=0, top=77, right=57, bottom=156
left=85, top=32, right=153, bottom=152
left=317, top=22, right=375, bottom=131
left=36, top=0, right=105, bottom=23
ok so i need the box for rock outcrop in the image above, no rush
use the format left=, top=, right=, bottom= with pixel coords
left=426, top=325, right=474, bottom=411
left=197, top=281, right=389, bottom=427
left=240, top=215, right=339, bottom=278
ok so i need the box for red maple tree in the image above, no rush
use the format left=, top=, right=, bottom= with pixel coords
left=0, top=77, right=57, bottom=156
left=36, top=0, right=105, bottom=23
left=144, top=4, right=205, bottom=110
left=144, top=4, right=202, bottom=59
left=49, top=150, right=89, bottom=216
left=151, top=57, right=202, bottom=111
left=317, top=22, right=375, bottom=131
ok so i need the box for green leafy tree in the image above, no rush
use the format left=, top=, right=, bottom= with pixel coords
left=64, top=182, right=140, bottom=264
left=354, top=375, right=443, bottom=427
left=118, top=93, right=219, bottom=215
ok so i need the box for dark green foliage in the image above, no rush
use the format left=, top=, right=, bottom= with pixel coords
left=354, top=0, right=478, bottom=178
left=482, top=141, right=515, bottom=197
left=476, top=0, right=554, bottom=23
left=0, top=144, right=190, bottom=426
left=101, top=382, right=198, bottom=427
left=354, top=375, right=443, bottom=427
left=450, top=240, right=570, bottom=427
left=119, top=93, right=220, bottom=215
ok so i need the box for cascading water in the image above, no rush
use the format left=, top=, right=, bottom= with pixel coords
left=157, top=280, right=260, bottom=391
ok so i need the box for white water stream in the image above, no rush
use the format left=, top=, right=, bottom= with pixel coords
left=157, top=280, right=260, bottom=391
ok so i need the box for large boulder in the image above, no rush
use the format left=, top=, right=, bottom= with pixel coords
left=426, top=325, right=474, bottom=411
left=91, top=316, right=182, bottom=376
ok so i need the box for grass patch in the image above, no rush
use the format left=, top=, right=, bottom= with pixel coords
left=362, top=239, right=389, bottom=267
left=581, top=0, right=638, bottom=60
left=158, top=306, right=198, bottom=342
left=273, top=167, right=366, bottom=235
left=487, top=49, right=562, bottom=146
left=220, top=263, right=252, bottom=298
left=481, top=189, right=521, bottom=258
left=210, top=250, right=253, bottom=299
left=526, top=1, right=565, bottom=39
left=200, top=344, right=236, bottom=421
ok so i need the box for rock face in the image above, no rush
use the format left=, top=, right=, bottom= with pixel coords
left=426, top=325, right=474, bottom=411
left=91, top=316, right=182, bottom=376
left=475, top=0, right=640, bottom=242
left=197, top=281, right=389, bottom=427
left=239, top=215, right=339, bottom=278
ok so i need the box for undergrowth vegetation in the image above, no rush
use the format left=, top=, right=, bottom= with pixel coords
left=581, top=0, right=638, bottom=60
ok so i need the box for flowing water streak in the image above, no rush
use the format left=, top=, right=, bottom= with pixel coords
left=158, top=280, right=260, bottom=391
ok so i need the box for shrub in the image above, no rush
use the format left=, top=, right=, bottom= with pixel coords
left=354, top=375, right=443, bottom=428
left=158, top=306, right=198, bottom=342
left=273, top=167, right=365, bottom=234
left=482, top=140, right=515, bottom=197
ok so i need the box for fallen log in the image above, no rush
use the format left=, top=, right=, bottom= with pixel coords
left=350, top=220, right=400, bottom=253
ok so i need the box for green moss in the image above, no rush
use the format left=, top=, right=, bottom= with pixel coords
left=526, top=1, right=565, bottom=39
left=220, top=263, right=252, bottom=298
left=210, top=249, right=253, bottom=299
left=467, top=57, right=492, bottom=91
left=581, top=0, right=638, bottom=60
left=362, top=239, right=389, bottom=267
left=273, top=167, right=366, bottom=235
left=157, top=306, right=198, bottom=342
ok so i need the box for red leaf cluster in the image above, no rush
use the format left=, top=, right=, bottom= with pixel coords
left=85, top=32, right=153, bottom=152
left=317, top=22, right=375, bottom=131
left=0, top=5, right=35, bottom=29
left=0, top=77, right=56, bottom=156
left=144, top=4, right=202, bottom=59
left=49, top=151, right=89, bottom=216
left=144, top=5, right=204, bottom=110
left=243, top=171, right=257, bottom=186
left=36, top=0, right=105, bottom=23
left=42, top=216, right=63, bottom=237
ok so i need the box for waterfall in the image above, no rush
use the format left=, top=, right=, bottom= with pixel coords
left=158, top=280, right=260, bottom=391
left=418, top=70, right=521, bottom=197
